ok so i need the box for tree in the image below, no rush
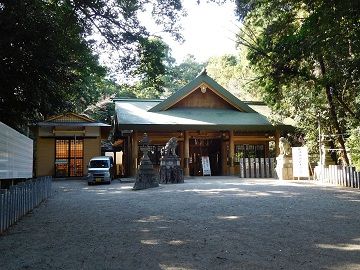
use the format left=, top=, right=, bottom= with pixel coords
left=0, top=0, right=185, bottom=131
left=206, top=54, right=260, bottom=101
left=347, top=128, right=360, bottom=170
left=132, top=37, right=172, bottom=98
left=235, top=0, right=360, bottom=164
left=163, top=55, right=205, bottom=96
left=62, top=0, right=185, bottom=73
left=84, top=79, right=137, bottom=124
left=0, top=0, right=106, bottom=131
left=129, top=52, right=205, bottom=99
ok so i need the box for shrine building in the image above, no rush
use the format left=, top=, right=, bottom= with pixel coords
left=113, top=70, right=292, bottom=177
left=33, top=113, right=111, bottom=178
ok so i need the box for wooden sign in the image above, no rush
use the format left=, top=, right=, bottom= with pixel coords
left=292, top=147, right=309, bottom=179
left=201, top=156, right=211, bottom=176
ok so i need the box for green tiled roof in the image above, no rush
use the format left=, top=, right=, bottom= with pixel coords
left=114, top=100, right=291, bottom=131
left=113, top=72, right=294, bottom=131
left=149, top=71, right=256, bottom=113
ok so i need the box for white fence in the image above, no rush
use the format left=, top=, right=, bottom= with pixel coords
left=314, top=165, right=360, bottom=188
left=239, top=158, right=275, bottom=178
left=0, top=176, right=52, bottom=234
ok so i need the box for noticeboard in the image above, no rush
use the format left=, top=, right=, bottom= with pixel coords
left=201, top=156, right=211, bottom=176
left=292, top=147, right=309, bottom=178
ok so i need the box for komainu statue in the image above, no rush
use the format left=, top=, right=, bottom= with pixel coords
left=161, top=137, right=178, bottom=157
left=279, top=137, right=292, bottom=156
left=159, top=137, right=184, bottom=184
left=275, top=137, right=293, bottom=180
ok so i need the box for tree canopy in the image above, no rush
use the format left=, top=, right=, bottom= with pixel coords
left=0, top=0, right=106, bottom=130
left=206, top=54, right=260, bottom=101
left=0, top=0, right=184, bottom=131
left=163, top=55, right=205, bottom=96
left=235, top=0, right=360, bottom=164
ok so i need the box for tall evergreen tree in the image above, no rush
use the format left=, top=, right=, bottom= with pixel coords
left=0, top=0, right=185, bottom=131
left=235, top=0, right=360, bottom=164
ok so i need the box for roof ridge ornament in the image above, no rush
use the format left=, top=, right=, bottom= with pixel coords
left=197, top=67, right=207, bottom=77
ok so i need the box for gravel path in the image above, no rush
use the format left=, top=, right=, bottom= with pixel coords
left=1, top=177, right=360, bottom=270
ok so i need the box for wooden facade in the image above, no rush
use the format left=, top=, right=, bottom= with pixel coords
left=113, top=71, right=290, bottom=177
left=122, top=130, right=278, bottom=177
left=34, top=113, right=110, bottom=178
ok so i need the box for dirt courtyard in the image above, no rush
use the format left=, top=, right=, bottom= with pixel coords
left=1, top=177, right=360, bottom=270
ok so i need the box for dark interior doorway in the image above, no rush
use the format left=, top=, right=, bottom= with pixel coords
left=189, top=139, right=221, bottom=176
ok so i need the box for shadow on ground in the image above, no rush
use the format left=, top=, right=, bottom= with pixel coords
left=1, top=177, right=360, bottom=270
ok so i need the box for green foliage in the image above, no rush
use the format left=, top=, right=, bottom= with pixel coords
left=163, top=55, right=205, bottom=96
left=84, top=79, right=136, bottom=123
left=63, top=0, right=184, bottom=71
left=235, top=0, right=360, bottom=164
left=130, top=53, right=205, bottom=99
left=206, top=53, right=260, bottom=101
left=347, top=128, right=360, bottom=171
left=132, top=37, right=171, bottom=98
left=0, top=0, right=106, bottom=131
left=207, top=55, right=238, bottom=87
left=0, top=0, right=185, bottom=131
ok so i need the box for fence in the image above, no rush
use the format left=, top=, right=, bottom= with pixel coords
left=314, top=165, right=360, bottom=188
left=239, top=157, right=275, bottom=178
left=0, top=176, right=52, bottom=234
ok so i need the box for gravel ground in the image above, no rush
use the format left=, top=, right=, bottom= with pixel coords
left=1, top=177, right=360, bottom=270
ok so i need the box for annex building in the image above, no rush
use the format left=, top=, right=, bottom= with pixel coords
left=33, top=113, right=110, bottom=178
left=113, top=70, right=292, bottom=177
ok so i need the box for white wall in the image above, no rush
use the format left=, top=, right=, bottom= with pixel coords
left=0, top=122, right=33, bottom=179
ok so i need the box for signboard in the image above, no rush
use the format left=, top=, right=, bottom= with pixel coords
left=55, top=159, right=68, bottom=164
left=201, top=156, right=211, bottom=176
left=292, top=147, right=309, bottom=178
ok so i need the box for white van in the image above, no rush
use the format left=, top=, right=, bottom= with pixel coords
left=87, top=156, right=114, bottom=185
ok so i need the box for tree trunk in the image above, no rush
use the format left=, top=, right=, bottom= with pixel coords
left=318, top=56, right=350, bottom=165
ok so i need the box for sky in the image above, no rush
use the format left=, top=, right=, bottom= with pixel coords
left=142, top=1, right=240, bottom=63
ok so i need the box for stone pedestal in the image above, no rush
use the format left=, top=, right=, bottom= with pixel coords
left=159, top=157, right=184, bottom=184
left=275, top=155, right=293, bottom=180
left=133, top=135, right=159, bottom=190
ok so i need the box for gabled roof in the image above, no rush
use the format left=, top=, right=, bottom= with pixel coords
left=149, top=70, right=256, bottom=113
left=114, top=100, right=275, bottom=131
left=36, top=113, right=110, bottom=127
left=44, top=112, right=96, bottom=123
left=113, top=72, right=294, bottom=131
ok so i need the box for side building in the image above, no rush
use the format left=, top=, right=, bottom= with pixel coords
left=33, top=113, right=111, bottom=178
left=113, top=71, right=293, bottom=177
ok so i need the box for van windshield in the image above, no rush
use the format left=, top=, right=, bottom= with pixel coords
left=89, top=160, right=109, bottom=168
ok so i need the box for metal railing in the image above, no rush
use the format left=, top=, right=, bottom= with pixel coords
left=0, top=176, right=52, bottom=234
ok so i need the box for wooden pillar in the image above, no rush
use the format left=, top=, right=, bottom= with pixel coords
left=179, top=140, right=184, bottom=167
left=131, top=131, right=138, bottom=177
left=184, top=131, right=190, bottom=176
left=229, top=130, right=235, bottom=175
left=221, top=139, right=227, bottom=175
left=124, top=136, right=131, bottom=177
left=275, top=129, right=280, bottom=156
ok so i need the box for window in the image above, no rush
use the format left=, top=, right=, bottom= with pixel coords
left=89, top=160, right=109, bottom=168
left=55, top=139, right=83, bottom=177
